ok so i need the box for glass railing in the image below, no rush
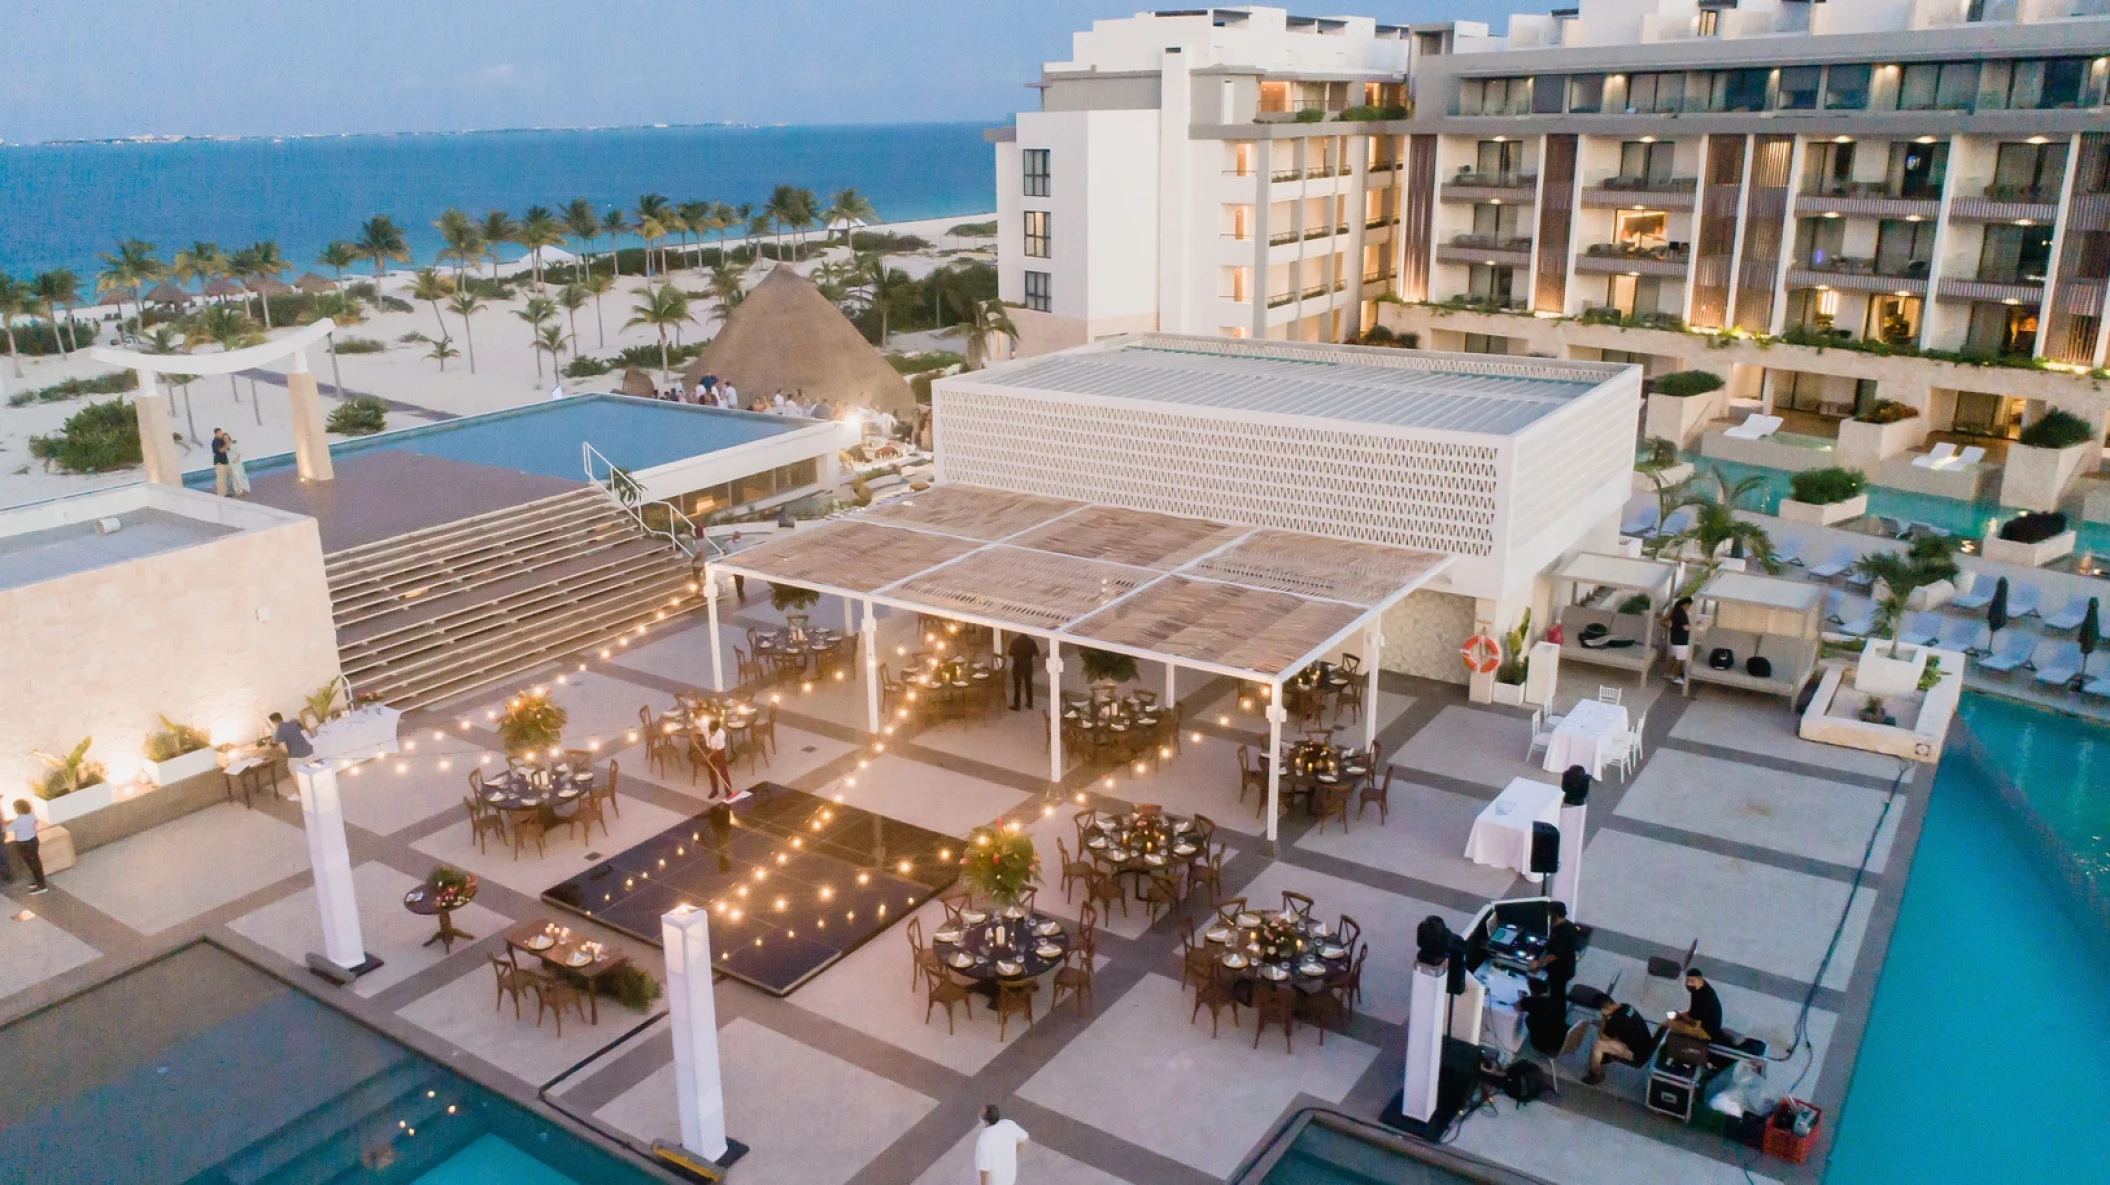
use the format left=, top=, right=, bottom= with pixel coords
left=1795, top=256, right=1931, bottom=279
left=1590, top=176, right=1698, bottom=194
left=1802, top=182, right=1944, bottom=201
left=1583, top=242, right=1692, bottom=263
left=1981, top=184, right=2062, bottom=203
left=1445, top=234, right=1534, bottom=251
left=1447, top=171, right=1537, bottom=189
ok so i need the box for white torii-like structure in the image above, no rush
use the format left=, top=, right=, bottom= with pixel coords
left=90, top=318, right=340, bottom=487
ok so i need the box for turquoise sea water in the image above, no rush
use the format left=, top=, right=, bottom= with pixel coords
left=0, top=122, right=995, bottom=281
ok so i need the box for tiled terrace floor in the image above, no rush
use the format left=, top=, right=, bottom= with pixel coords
left=0, top=595, right=1929, bottom=1185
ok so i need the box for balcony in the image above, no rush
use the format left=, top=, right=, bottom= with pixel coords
left=1269, top=229, right=1301, bottom=246
left=1934, top=272, right=2047, bottom=304
left=1435, top=294, right=1529, bottom=314
left=1271, top=169, right=1304, bottom=184
left=1794, top=185, right=1943, bottom=221
left=1579, top=177, right=1698, bottom=211
left=1783, top=256, right=1931, bottom=296
left=1573, top=242, right=1691, bottom=277
left=1436, top=234, right=1533, bottom=268
left=1948, top=185, right=2061, bottom=224
left=1441, top=172, right=1537, bottom=204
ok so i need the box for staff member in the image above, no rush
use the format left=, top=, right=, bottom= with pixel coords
left=1583, top=997, right=1661, bottom=1083
left=6, top=801, right=49, bottom=894
left=1531, top=901, right=1582, bottom=1003
left=1007, top=633, right=1041, bottom=711
left=1666, top=596, right=1694, bottom=685
left=1674, top=968, right=1725, bottom=1043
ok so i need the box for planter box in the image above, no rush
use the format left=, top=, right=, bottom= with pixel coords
left=1853, top=639, right=1927, bottom=697
left=1646, top=389, right=1727, bottom=450
left=1981, top=529, right=2076, bottom=568
left=1997, top=442, right=2092, bottom=511
left=1778, top=493, right=1868, bottom=526
left=1836, top=416, right=1926, bottom=471
left=1490, top=681, right=1526, bottom=706
left=1906, top=578, right=1955, bottom=612
left=30, top=781, right=116, bottom=826
left=141, top=746, right=220, bottom=788
left=1632, top=461, right=1693, bottom=494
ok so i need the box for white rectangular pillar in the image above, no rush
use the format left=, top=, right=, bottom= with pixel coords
left=1046, top=643, right=1065, bottom=786
left=662, top=905, right=730, bottom=1161
left=134, top=371, right=184, bottom=486
left=286, top=349, right=335, bottom=482
left=704, top=568, right=726, bottom=691
left=1264, top=694, right=1286, bottom=843
left=1363, top=626, right=1383, bottom=751
left=862, top=599, right=882, bottom=734
left=296, top=761, right=366, bottom=972
left=1403, top=959, right=1448, bottom=1123
left=1553, top=802, right=1587, bottom=919
left=1164, top=660, right=1177, bottom=706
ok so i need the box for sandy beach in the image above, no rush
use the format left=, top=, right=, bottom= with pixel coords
left=0, top=212, right=992, bottom=507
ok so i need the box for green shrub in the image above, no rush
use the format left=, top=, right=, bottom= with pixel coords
left=28, top=399, right=142, bottom=472
left=849, top=230, right=930, bottom=253
left=376, top=295, right=414, bottom=313
left=143, top=716, right=212, bottom=761
left=946, top=221, right=997, bottom=238
left=1636, top=437, right=1679, bottom=473
left=6, top=370, right=138, bottom=407
left=1651, top=370, right=1726, bottom=397
left=327, top=396, right=388, bottom=436
left=1852, top=399, right=1918, bottom=425
left=599, top=964, right=664, bottom=1012
left=1998, top=510, right=2068, bottom=544
left=1292, top=108, right=1326, bottom=123
left=1338, top=103, right=1409, bottom=121
left=5, top=320, right=102, bottom=357
left=1618, top=593, right=1653, bottom=614
left=563, top=355, right=614, bottom=378
left=614, top=342, right=701, bottom=370
left=2017, top=408, right=2097, bottom=450
left=886, top=351, right=963, bottom=374
left=496, top=689, right=567, bottom=756
left=1789, top=467, right=1867, bottom=505
left=333, top=336, right=386, bottom=354
left=1079, top=648, right=1139, bottom=684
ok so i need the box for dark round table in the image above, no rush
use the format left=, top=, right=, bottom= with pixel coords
left=479, top=766, right=593, bottom=813
left=1084, top=812, right=1203, bottom=878
left=1203, top=908, right=1351, bottom=996
left=403, top=883, right=477, bottom=951
left=931, top=910, right=1070, bottom=991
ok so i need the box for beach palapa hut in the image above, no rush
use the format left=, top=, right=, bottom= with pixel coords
left=681, top=265, right=913, bottom=413
left=143, top=281, right=192, bottom=308
left=202, top=276, right=244, bottom=300
left=293, top=272, right=336, bottom=295
left=619, top=367, right=658, bottom=398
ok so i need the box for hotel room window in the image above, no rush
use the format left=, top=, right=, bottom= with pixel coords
left=1823, top=64, right=1871, bottom=110
left=1023, top=270, right=1051, bottom=312
left=1023, top=211, right=1050, bottom=258
left=1776, top=67, right=1820, bottom=111
left=1023, top=149, right=1050, bottom=197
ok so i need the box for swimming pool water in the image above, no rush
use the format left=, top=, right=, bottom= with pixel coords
left=1825, top=696, right=2110, bottom=1183
left=1955, top=694, right=2110, bottom=893
left=412, top=1133, right=589, bottom=1185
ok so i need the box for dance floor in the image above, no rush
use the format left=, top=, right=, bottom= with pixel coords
left=543, top=784, right=958, bottom=995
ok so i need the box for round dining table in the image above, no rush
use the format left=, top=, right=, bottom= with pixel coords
left=1083, top=811, right=1204, bottom=879
left=1203, top=908, right=1352, bottom=995
left=479, top=765, right=594, bottom=814
left=931, top=907, right=1070, bottom=993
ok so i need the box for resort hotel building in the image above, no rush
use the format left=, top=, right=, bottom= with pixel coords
left=996, top=1, right=2110, bottom=455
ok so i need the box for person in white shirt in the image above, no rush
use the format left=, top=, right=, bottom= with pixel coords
left=5, top=800, right=48, bottom=893
left=702, top=716, right=730, bottom=801
left=973, top=1105, right=1027, bottom=1185
left=720, top=382, right=738, bottom=408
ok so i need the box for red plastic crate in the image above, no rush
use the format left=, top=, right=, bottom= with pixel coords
left=1763, top=1099, right=1823, bottom=1164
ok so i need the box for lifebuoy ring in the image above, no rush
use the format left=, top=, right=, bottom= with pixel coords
left=1461, top=633, right=1501, bottom=675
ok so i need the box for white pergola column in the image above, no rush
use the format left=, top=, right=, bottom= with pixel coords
left=1264, top=693, right=1287, bottom=843
left=1164, top=659, right=1178, bottom=705
left=134, top=369, right=183, bottom=486
left=704, top=568, right=726, bottom=691
left=296, top=761, right=367, bottom=974
left=841, top=596, right=854, bottom=635
left=662, top=905, right=730, bottom=1162
left=862, top=598, right=882, bottom=734
left=285, top=347, right=334, bottom=482
left=1363, top=625, right=1384, bottom=751
left=1046, top=642, right=1065, bottom=786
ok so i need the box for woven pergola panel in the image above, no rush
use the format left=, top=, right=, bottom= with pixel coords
left=859, top=484, right=1081, bottom=541
left=1007, top=506, right=1250, bottom=571
left=885, top=545, right=1157, bottom=631
left=1067, top=575, right=1362, bottom=678
left=1185, top=529, right=1445, bottom=607
left=721, top=521, right=980, bottom=593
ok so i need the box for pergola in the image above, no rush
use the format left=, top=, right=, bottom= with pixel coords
left=703, top=483, right=1451, bottom=840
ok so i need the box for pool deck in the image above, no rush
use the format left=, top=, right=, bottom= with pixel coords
left=0, top=594, right=1935, bottom=1185
left=241, top=450, right=585, bottom=551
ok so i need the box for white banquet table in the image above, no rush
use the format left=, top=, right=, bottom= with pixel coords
left=1543, top=699, right=1629, bottom=778
left=1464, top=777, right=1565, bottom=877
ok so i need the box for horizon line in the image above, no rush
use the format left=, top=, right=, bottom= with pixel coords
left=0, top=117, right=1010, bottom=149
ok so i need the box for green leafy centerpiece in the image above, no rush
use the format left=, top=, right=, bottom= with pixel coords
left=1247, top=913, right=1308, bottom=965
left=425, top=864, right=479, bottom=910
left=497, top=689, right=568, bottom=757
left=958, top=824, right=1040, bottom=910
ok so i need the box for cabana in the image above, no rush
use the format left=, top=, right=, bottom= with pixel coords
left=1685, top=571, right=1824, bottom=704
left=1551, top=552, right=1676, bottom=677
left=703, top=483, right=1451, bottom=841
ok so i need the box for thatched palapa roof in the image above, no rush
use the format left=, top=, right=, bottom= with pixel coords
left=144, top=282, right=192, bottom=306
left=202, top=277, right=243, bottom=298
left=293, top=272, right=336, bottom=294
left=619, top=367, right=658, bottom=398
left=247, top=276, right=294, bottom=296
left=682, top=266, right=913, bottom=413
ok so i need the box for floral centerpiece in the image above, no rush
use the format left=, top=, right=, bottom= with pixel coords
left=425, top=864, right=479, bottom=910
left=1124, top=813, right=1173, bottom=855
left=496, top=689, right=567, bottom=757
left=958, top=824, right=1041, bottom=910
left=1246, top=914, right=1308, bottom=965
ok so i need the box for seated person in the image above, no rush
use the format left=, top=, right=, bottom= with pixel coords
left=267, top=711, right=313, bottom=761
left=1520, top=978, right=1571, bottom=1056
left=1671, top=968, right=1725, bottom=1044
left=1583, top=998, right=1662, bottom=1083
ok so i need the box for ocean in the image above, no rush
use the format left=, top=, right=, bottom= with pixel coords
left=0, top=122, right=995, bottom=282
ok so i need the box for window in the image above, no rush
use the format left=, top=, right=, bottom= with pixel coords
left=1873, top=220, right=1936, bottom=278
left=1462, top=332, right=1507, bottom=354
left=1715, top=68, right=1768, bottom=112
left=1824, top=64, right=1871, bottom=110
left=1613, top=209, right=1669, bottom=250
left=1617, top=141, right=1675, bottom=186
left=1023, top=270, right=1051, bottom=312
left=2007, top=58, right=2091, bottom=109
left=1626, top=72, right=1686, bottom=114
left=1991, top=142, right=2067, bottom=202
left=1776, top=67, right=1820, bottom=111
left=1696, top=8, right=1720, bottom=37
left=1471, top=202, right=1523, bottom=241
left=1804, top=217, right=1844, bottom=266
left=1978, top=224, right=2055, bottom=284
left=1023, top=210, right=1050, bottom=258
left=1900, top=62, right=1978, bottom=111
left=1460, top=77, right=1532, bottom=116
left=1804, top=141, right=1854, bottom=195
left=1567, top=74, right=1606, bottom=113
left=1896, top=141, right=1948, bottom=199
left=1532, top=75, right=1566, bottom=115
left=1475, top=140, right=1522, bottom=181
left=1023, top=149, right=1050, bottom=197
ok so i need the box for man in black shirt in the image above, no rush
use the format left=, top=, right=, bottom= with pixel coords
left=1583, top=998, right=1661, bottom=1083
left=1666, top=595, right=1694, bottom=685
left=1007, top=633, right=1041, bottom=710
left=1677, top=969, right=1725, bottom=1043
left=1532, top=902, right=1581, bottom=1003
left=1520, top=979, right=1571, bottom=1056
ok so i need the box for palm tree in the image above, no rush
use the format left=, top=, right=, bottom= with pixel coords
left=446, top=290, right=486, bottom=373
left=240, top=240, right=287, bottom=327
left=747, top=211, right=774, bottom=261
left=582, top=270, right=613, bottom=348
left=764, top=186, right=798, bottom=260
left=601, top=208, right=630, bottom=280
left=678, top=200, right=713, bottom=268
left=706, top=260, right=747, bottom=328
left=731, top=203, right=755, bottom=260
left=953, top=295, right=1018, bottom=370
left=533, top=323, right=567, bottom=377
left=1852, top=535, right=1963, bottom=638
left=518, top=206, right=564, bottom=290
left=173, top=241, right=228, bottom=302
left=625, top=283, right=692, bottom=381
left=228, top=246, right=262, bottom=322
left=32, top=270, right=82, bottom=356
left=353, top=216, right=411, bottom=289
left=564, top=199, right=602, bottom=278
left=515, top=295, right=558, bottom=382
left=557, top=283, right=589, bottom=356
left=310, top=291, right=359, bottom=398
left=196, top=303, right=261, bottom=421
left=853, top=249, right=905, bottom=346
left=424, top=336, right=460, bottom=372
left=479, top=210, right=520, bottom=280
left=1664, top=498, right=1778, bottom=572
left=143, top=324, right=201, bottom=443
left=787, top=187, right=820, bottom=259
left=434, top=208, right=483, bottom=283
left=317, top=241, right=359, bottom=290
left=96, top=238, right=161, bottom=327
left=635, top=194, right=673, bottom=275
left=0, top=272, right=31, bottom=377
left=825, top=188, right=876, bottom=248
left=410, top=268, right=455, bottom=340
left=636, top=216, right=668, bottom=279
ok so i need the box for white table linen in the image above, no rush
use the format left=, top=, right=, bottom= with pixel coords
left=1543, top=699, right=1629, bottom=778
left=1464, top=777, right=1565, bottom=876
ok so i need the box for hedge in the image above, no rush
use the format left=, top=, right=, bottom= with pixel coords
left=1651, top=370, right=1726, bottom=397
left=1789, top=467, right=1867, bottom=505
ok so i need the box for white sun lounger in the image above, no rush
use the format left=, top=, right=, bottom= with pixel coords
left=2006, top=583, right=2042, bottom=618
left=1975, top=632, right=2037, bottom=673
left=1899, top=611, right=1943, bottom=647
left=1837, top=607, right=1878, bottom=637
left=2033, top=641, right=2084, bottom=687
left=1949, top=574, right=1994, bottom=612
left=1938, top=617, right=1991, bottom=654
left=2042, top=594, right=2094, bottom=631
left=2082, top=654, right=2110, bottom=697
left=1807, top=545, right=1857, bottom=579
left=1823, top=588, right=1849, bottom=622
left=1844, top=558, right=1877, bottom=589
left=1910, top=443, right=1958, bottom=469
left=1722, top=413, right=1784, bottom=440
left=1953, top=445, right=1986, bottom=469
left=1621, top=504, right=1661, bottom=536
left=1659, top=507, right=1695, bottom=537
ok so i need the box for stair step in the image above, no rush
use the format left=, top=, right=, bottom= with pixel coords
left=338, top=554, right=691, bottom=667
left=214, top=1059, right=436, bottom=1185
left=334, top=537, right=676, bottom=644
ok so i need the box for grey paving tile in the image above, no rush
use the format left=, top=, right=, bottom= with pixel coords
left=1449, top=1092, right=1782, bottom=1185
left=1615, top=749, right=1901, bottom=872
left=826, top=755, right=1030, bottom=839
left=337, top=743, right=504, bottom=836
left=1671, top=693, right=1910, bottom=780
left=1293, top=779, right=1523, bottom=900
left=1392, top=706, right=1558, bottom=791
left=0, top=911, right=100, bottom=1000
left=227, top=861, right=512, bottom=998
left=410, top=795, right=690, bottom=900
left=396, top=961, right=659, bottom=1085
left=62, top=803, right=310, bottom=933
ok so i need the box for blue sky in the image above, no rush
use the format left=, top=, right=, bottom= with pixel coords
left=1, top=1, right=1551, bottom=143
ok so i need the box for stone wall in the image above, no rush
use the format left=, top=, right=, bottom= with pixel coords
left=1381, top=589, right=1476, bottom=686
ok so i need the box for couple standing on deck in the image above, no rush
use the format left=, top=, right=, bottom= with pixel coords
left=211, top=428, right=251, bottom=498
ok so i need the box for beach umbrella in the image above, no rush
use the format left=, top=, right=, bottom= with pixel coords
left=2081, top=598, right=2101, bottom=658
left=1988, top=576, right=2010, bottom=634
left=293, top=272, right=335, bottom=294
left=143, top=281, right=191, bottom=307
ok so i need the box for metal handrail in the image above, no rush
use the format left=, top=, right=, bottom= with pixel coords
left=582, top=440, right=714, bottom=560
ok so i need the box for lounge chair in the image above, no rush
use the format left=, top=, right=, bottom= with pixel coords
left=1836, top=606, right=1877, bottom=637
left=2007, top=583, right=2043, bottom=618
left=1910, top=443, right=1958, bottom=469
left=2081, top=654, right=2110, bottom=698
left=1807, top=545, right=1856, bottom=579
left=2032, top=642, right=2084, bottom=688
left=1772, top=534, right=1808, bottom=566
left=1903, top=521, right=1949, bottom=539
left=1899, top=612, right=1942, bottom=647
left=1621, top=504, right=1661, bottom=536
left=1975, top=631, right=2037, bottom=674
left=1949, top=573, right=1994, bottom=612
left=1953, top=445, right=1986, bottom=469
left=1844, top=558, right=1877, bottom=589
left=1722, top=414, right=1784, bottom=440
left=1823, top=588, right=1849, bottom=623
left=1877, top=516, right=1910, bottom=538
left=2042, top=594, right=2094, bottom=632
left=1659, top=507, right=1696, bottom=537
left=1937, top=617, right=1990, bottom=655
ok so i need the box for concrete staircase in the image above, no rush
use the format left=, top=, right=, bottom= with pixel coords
left=326, top=487, right=698, bottom=709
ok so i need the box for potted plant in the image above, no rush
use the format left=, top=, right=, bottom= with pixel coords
left=1632, top=436, right=1692, bottom=492
left=424, top=863, right=480, bottom=910
left=1983, top=510, right=2076, bottom=568
left=496, top=689, right=568, bottom=758
left=1837, top=399, right=1924, bottom=469
left=1492, top=609, right=1531, bottom=706
left=304, top=680, right=345, bottom=727
left=600, top=964, right=664, bottom=1012
left=141, top=716, right=220, bottom=787
left=769, top=582, right=820, bottom=614
left=29, top=737, right=114, bottom=824
left=1078, top=647, right=1138, bottom=691
left=1779, top=467, right=1868, bottom=526
left=958, top=824, right=1041, bottom=911
left=1998, top=409, right=2099, bottom=511
left=1642, top=369, right=1727, bottom=449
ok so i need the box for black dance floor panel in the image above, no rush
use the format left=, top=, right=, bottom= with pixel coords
left=542, top=783, right=959, bottom=996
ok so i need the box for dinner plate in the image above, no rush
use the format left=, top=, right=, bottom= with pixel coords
left=1036, top=920, right=1062, bottom=936
left=1261, top=964, right=1290, bottom=981
left=949, top=952, right=975, bottom=969
left=566, top=951, right=592, bottom=968
left=960, top=910, right=988, bottom=925
left=1204, top=926, right=1232, bottom=944
left=1001, top=905, right=1027, bottom=919
left=1173, top=844, right=1197, bottom=857
left=1234, top=913, right=1262, bottom=927
left=1299, top=962, right=1328, bottom=978
left=995, top=960, right=1024, bottom=977
left=557, top=788, right=579, bottom=799
left=485, top=792, right=504, bottom=803
left=1144, top=853, right=1167, bottom=866
left=1036, top=943, right=1063, bottom=959
left=1086, top=836, right=1109, bottom=849
left=1309, top=921, right=1332, bottom=937
left=1320, top=945, right=1347, bottom=959
left=933, top=930, right=962, bottom=944
left=1221, top=952, right=1249, bottom=969
left=525, top=934, right=554, bottom=951
left=1106, top=849, right=1131, bottom=862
